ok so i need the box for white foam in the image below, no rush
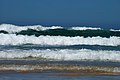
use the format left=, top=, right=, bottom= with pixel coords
left=71, top=27, right=101, bottom=30
left=110, top=29, right=120, bottom=32
left=1, top=24, right=120, bottom=33
left=0, top=49, right=120, bottom=61
left=0, top=24, right=63, bottom=33
left=0, top=24, right=103, bottom=33
left=0, top=34, right=119, bottom=46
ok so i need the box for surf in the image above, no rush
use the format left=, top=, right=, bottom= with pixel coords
left=0, top=34, right=120, bottom=46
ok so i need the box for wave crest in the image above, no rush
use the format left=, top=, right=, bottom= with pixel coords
left=0, top=24, right=63, bottom=33
left=71, top=27, right=101, bottom=30
left=0, top=49, right=120, bottom=61
left=0, top=34, right=119, bottom=46
left=1, top=24, right=119, bottom=33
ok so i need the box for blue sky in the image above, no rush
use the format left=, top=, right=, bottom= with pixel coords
left=0, top=0, right=120, bottom=29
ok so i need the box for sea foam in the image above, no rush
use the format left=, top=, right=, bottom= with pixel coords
left=0, top=24, right=106, bottom=33
left=110, top=29, right=120, bottom=32
left=71, top=27, right=101, bottom=30
left=0, top=34, right=120, bottom=46
left=0, top=24, right=63, bottom=33
left=0, top=49, right=120, bottom=61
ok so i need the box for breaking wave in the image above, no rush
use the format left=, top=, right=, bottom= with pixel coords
left=0, top=23, right=120, bottom=62
left=0, top=24, right=63, bottom=33
left=0, top=49, right=120, bottom=61
left=0, top=24, right=120, bottom=37
left=0, top=34, right=120, bottom=46
left=0, top=24, right=102, bottom=33
left=15, top=28, right=120, bottom=37
left=71, top=27, right=101, bottom=30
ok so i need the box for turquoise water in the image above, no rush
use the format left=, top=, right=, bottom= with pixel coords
left=0, top=72, right=120, bottom=80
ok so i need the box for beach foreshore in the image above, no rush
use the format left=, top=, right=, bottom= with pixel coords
left=0, top=60, right=120, bottom=76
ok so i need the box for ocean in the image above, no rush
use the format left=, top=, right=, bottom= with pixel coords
left=0, top=24, right=120, bottom=79
left=0, top=24, right=120, bottom=61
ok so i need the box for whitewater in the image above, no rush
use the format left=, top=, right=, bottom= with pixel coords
left=0, top=24, right=120, bottom=61
left=0, top=24, right=63, bottom=33
left=0, top=49, right=120, bottom=61
left=0, top=34, right=120, bottom=46
left=0, top=24, right=120, bottom=33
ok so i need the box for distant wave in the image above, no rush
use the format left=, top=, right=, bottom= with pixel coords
left=0, top=49, right=120, bottom=61
left=0, top=24, right=120, bottom=37
left=0, top=24, right=63, bottom=33
left=71, top=27, right=101, bottom=30
left=0, top=24, right=102, bottom=33
left=1, top=24, right=120, bottom=32
left=15, top=28, right=120, bottom=37
left=0, top=34, right=120, bottom=46
left=110, top=29, right=120, bottom=32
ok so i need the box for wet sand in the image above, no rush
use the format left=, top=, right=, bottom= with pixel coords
left=0, top=60, right=120, bottom=76
left=50, top=72, right=120, bottom=76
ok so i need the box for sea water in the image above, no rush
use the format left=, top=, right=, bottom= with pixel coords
left=0, top=24, right=119, bottom=61
left=0, top=72, right=120, bottom=80
left=0, top=24, right=120, bottom=79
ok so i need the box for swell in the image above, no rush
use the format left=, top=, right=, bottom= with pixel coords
left=0, top=24, right=120, bottom=37
left=16, top=29, right=120, bottom=37
left=0, top=29, right=120, bottom=38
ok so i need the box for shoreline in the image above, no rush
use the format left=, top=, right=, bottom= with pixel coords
left=0, top=60, right=120, bottom=76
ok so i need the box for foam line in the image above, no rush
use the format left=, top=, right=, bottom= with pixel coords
left=0, top=34, right=120, bottom=46
left=0, top=24, right=63, bottom=33
left=0, top=49, right=120, bottom=61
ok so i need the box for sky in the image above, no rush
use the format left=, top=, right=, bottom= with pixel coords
left=0, top=0, right=120, bottom=29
